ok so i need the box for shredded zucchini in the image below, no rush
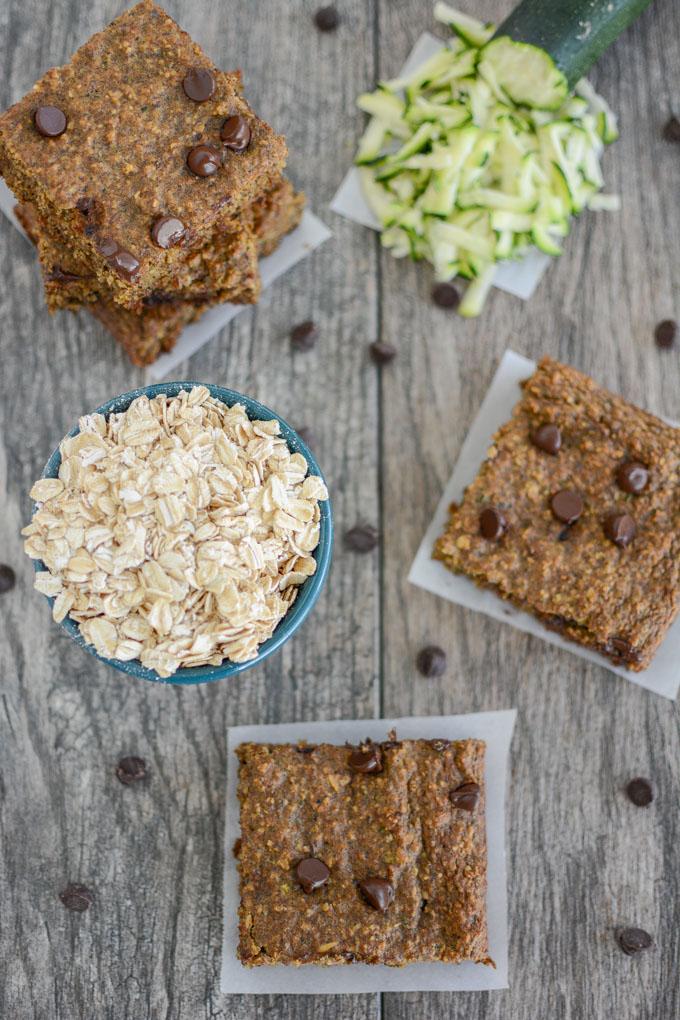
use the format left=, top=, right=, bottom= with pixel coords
left=353, top=4, right=621, bottom=315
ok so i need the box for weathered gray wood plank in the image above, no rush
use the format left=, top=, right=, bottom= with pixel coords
left=0, top=1, right=380, bottom=1018
left=378, top=2, right=680, bottom=1020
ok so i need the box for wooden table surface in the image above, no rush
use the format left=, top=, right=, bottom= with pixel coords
left=1, top=1, right=678, bottom=1018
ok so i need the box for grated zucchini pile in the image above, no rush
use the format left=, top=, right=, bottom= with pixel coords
left=355, top=3, right=620, bottom=316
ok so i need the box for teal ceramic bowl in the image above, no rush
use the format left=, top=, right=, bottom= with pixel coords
left=33, top=382, right=333, bottom=684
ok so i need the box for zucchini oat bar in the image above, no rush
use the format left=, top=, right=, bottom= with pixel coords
left=434, top=357, right=680, bottom=671
left=0, top=1, right=286, bottom=309
left=236, top=736, right=490, bottom=967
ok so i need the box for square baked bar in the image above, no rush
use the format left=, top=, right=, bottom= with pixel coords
left=0, top=0, right=286, bottom=308
left=236, top=736, right=490, bottom=967
left=435, top=357, right=680, bottom=671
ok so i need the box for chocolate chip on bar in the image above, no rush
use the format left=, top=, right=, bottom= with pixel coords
left=348, top=744, right=382, bottom=774
left=550, top=489, right=583, bottom=524
left=531, top=423, right=561, bottom=455
left=296, top=858, right=330, bottom=893
left=34, top=105, right=67, bottom=137
left=182, top=67, right=215, bottom=102
left=359, top=876, right=394, bottom=911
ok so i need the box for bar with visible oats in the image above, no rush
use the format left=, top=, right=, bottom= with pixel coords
left=434, top=357, right=680, bottom=671
left=235, top=735, right=491, bottom=967
left=15, top=176, right=304, bottom=365
left=0, top=1, right=287, bottom=309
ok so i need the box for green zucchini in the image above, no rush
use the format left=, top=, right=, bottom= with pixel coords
left=480, top=37, right=568, bottom=111
left=354, top=2, right=628, bottom=316
left=494, top=0, right=653, bottom=87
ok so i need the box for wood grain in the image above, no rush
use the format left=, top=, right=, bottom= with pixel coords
left=378, top=3, right=680, bottom=1020
left=0, top=0, right=678, bottom=1018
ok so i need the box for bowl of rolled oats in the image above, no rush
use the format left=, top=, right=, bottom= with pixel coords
left=23, top=382, right=332, bottom=683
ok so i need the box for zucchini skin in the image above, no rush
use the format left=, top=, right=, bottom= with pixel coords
left=495, top=0, right=653, bottom=85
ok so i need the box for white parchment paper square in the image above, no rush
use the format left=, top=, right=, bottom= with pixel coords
left=409, top=350, right=680, bottom=700
left=330, top=32, right=550, bottom=302
left=0, top=179, right=331, bottom=379
left=221, top=710, right=516, bottom=994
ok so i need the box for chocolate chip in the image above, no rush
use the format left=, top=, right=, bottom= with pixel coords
left=182, top=67, right=215, bottom=102
left=369, top=341, right=396, bottom=365
left=76, top=197, right=95, bottom=219
left=348, top=744, right=382, bottom=774
left=290, top=320, right=317, bottom=351
left=186, top=144, right=222, bottom=177
left=232, top=837, right=242, bottom=858
left=221, top=115, right=252, bottom=152
left=150, top=215, right=186, bottom=249
left=344, top=524, right=379, bottom=553
left=616, top=927, right=653, bottom=956
left=0, top=565, right=16, bottom=593
left=296, top=857, right=330, bottom=893
left=34, top=105, right=67, bottom=138
left=608, top=637, right=642, bottom=663
left=546, top=613, right=568, bottom=632
left=616, top=462, right=649, bottom=495
left=604, top=512, right=636, bottom=547
left=479, top=506, right=507, bottom=540
left=115, top=756, right=147, bottom=785
left=314, top=5, right=340, bottom=31
left=557, top=526, right=571, bottom=542
left=416, top=645, right=447, bottom=678
left=450, top=781, right=480, bottom=811
left=96, top=238, right=119, bottom=258
left=531, top=423, right=561, bottom=455
left=431, top=282, right=460, bottom=309
left=296, top=743, right=316, bottom=755
left=654, top=319, right=676, bottom=350
left=626, top=777, right=654, bottom=807
left=550, top=490, right=583, bottom=524
left=59, top=883, right=93, bottom=913
left=108, top=248, right=140, bottom=282
left=359, top=876, right=394, bottom=911
left=662, top=116, right=680, bottom=143
left=47, top=265, right=81, bottom=282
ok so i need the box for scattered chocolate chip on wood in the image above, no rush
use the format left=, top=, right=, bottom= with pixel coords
left=290, top=320, right=318, bottom=351
left=431, top=282, right=460, bottom=309
left=416, top=645, right=447, bottom=678
left=59, top=883, right=94, bottom=913
left=626, top=777, right=654, bottom=807
left=616, top=927, right=653, bottom=956
left=115, top=756, right=148, bottom=785
left=369, top=341, right=396, bottom=365
left=0, top=564, right=16, bottom=594
left=654, top=319, right=677, bottom=350
left=314, top=5, right=340, bottom=31
left=344, top=523, right=379, bottom=552
left=662, top=116, right=680, bottom=143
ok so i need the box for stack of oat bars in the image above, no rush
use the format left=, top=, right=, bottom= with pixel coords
left=0, top=0, right=303, bottom=365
